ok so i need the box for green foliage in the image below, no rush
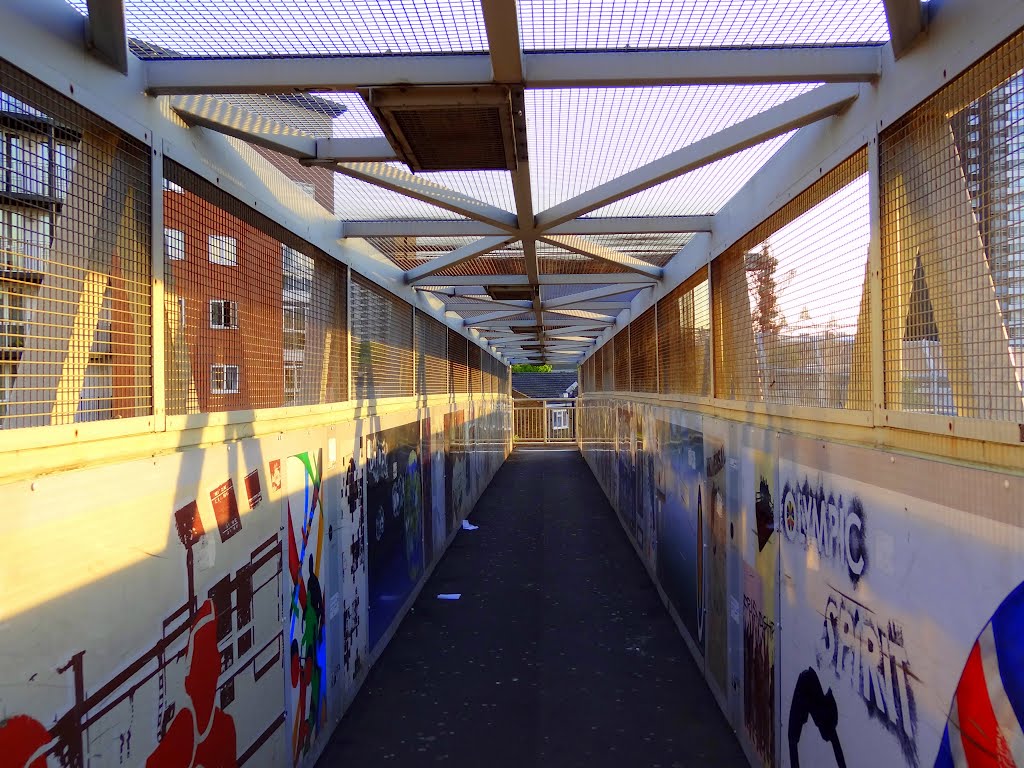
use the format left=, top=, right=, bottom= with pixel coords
left=511, top=363, right=553, bottom=373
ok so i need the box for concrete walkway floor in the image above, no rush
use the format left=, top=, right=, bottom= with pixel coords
left=316, top=448, right=747, bottom=768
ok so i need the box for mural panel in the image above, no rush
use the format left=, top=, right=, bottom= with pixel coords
left=365, top=421, right=424, bottom=650
left=778, top=436, right=1024, bottom=768
left=742, top=427, right=779, bottom=768
left=655, top=415, right=705, bottom=650
left=444, top=410, right=467, bottom=533
left=339, top=446, right=367, bottom=698
left=616, top=404, right=637, bottom=535
left=704, top=419, right=730, bottom=695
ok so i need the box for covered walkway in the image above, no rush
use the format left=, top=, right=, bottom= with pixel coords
left=317, top=448, right=745, bottom=768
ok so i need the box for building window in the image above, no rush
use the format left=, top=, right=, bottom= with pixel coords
left=165, top=227, right=185, bottom=261
left=283, top=304, right=305, bottom=351
left=1, top=208, right=50, bottom=270
left=210, top=364, right=239, bottom=394
left=209, top=299, right=238, bottom=329
left=284, top=361, right=302, bottom=401
left=208, top=234, right=237, bottom=266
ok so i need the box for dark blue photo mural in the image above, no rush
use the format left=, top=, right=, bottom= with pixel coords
left=655, top=418, right=705, bottom=651
left=366, top=420, right=424, bottom=650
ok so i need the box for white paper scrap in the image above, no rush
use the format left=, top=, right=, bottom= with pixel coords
left=462, top=520, right=479, bottom=530
left=437, top=593, right=462, bottom=600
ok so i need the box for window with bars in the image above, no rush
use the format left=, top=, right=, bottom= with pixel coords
left=209, top=299, right=238, bottom=330
left=165, top=227, right=185, bottom=261
left=630, top=306, right=658, bottom=392
left=164, top=161, right=347, bottom=414
left=712, top=150, right=871, bottom=409
left=613, top=328, right=631, bottom=391
left=208, top=234, right=237, bottom=266
left=415, top=310, right=448, bottom=395
left=0, top=60, right=151, bottom=429
left=350, top=273, right=413, bottom=400
left=881, top=30, right=1024, bottom=422
left=658, top=271, right=711, bottom=397
left=210, top=364, right=240, bottom=394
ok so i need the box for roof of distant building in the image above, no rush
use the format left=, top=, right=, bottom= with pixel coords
left=512, top=372, right=578, bottom=400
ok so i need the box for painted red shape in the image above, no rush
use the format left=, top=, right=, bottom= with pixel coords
left=147, top=600, right=237, bottom=768
left=955, top=642, right=1013, bottom=767
left=0, top=714, right=51, bottom=768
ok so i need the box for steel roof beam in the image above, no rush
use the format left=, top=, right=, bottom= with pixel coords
left=342, top=216, right=713, bottom=237
left=410, top=273, right=658, bottom=286
left=172, top=97, right=400, bottom=162
left=462, top=307, right=532, bottom=326
left=535, top=83, right=861, bottom=231
left=541, top=234, right=664, bottom=278
left=85, top=0, right=129, bottom=74
left=144, top=47, right=880, bottom=95
left=884, top=0, right=928, bottom=59
left=403, top=235, right=515, bottom=282
left=546, top=216, right=714, bottom=235
left=334, top=162, right=519, bottom=232
left=543, top=284, right=648, bottom=308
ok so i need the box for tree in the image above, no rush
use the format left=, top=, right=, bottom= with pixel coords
left=511, top=363, right=553, bottom=373
left=747, top=243, right=786, bottom=336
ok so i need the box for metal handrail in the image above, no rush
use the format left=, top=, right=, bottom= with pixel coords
left=512, top=398, right=578, bottom=444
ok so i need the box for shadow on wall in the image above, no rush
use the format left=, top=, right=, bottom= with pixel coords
left=0, top=401, right=511, bottom=768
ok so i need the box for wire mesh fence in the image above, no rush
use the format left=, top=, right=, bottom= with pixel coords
left=164, top=161, right=348, bottom=414
left=0, top=60, right=152, bottom=428
left=881, top=30, right=1024, bottom=422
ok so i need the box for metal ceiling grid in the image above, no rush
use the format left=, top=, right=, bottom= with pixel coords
left=526, top=84, right=818, bottom=211
left=517, top=0, right=889, bottom=50
left=333, top=174, right=472, bottom=220
left=578, top=233, right=696, bottom=266
left=583, top=133, right=796, bottom=217
left=365, top=235, right=481, bottom=270
left=67, top=0, right=489, bottom=58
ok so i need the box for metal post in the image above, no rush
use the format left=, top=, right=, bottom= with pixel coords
left=150, top=140, right=166, bottom=432
left=543, top=401, right=549, bottom=444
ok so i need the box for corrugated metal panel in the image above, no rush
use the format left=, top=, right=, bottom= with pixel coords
left=350, top=273, right=413, bottom=399
left=415, top=310, right=448, bottom=395
left=630, top=305, right=658, bottom=392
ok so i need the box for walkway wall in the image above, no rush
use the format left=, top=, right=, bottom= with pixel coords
left=580, top=398, right=1024, bottom=768
left=0, top=395, right=510, bottom=768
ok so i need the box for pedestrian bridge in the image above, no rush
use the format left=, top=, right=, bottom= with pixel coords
left=2, top=1, right=1024, bottom=768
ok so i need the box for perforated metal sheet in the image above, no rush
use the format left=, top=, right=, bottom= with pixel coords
left=415, top=309, right=448, bottom=395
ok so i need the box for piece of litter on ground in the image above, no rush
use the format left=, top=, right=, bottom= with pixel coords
left=437, top=593, right=462, bottom=600
left=462, top=520, right=479, bottom=530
